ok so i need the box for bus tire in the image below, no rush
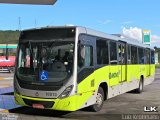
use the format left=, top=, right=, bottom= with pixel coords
left=90, top=87, right=104, bottom=112
left=135, top=77, right=143, bottom=93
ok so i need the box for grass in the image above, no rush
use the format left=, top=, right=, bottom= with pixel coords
left=0, top=30, right=20, bottom=44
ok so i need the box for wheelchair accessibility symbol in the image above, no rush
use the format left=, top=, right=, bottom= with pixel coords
left=40, top=70, right=48, bottom=81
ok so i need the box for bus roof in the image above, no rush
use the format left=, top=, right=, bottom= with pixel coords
left=21, top=26, right=154, bottom=50
left=82, top=27, right=154, bottom=50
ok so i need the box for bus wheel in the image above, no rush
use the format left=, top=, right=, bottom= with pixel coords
left=90, top=87, right=104, bottom=112
left=135, top=77, right=143, bottom=93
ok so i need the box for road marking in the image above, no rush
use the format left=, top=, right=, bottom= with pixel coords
left=0, top=95, right=21, bottom=113
left=0, top=77, right=13, bottom=81
left=0, top=84, right=11, bottom=88
left=4, top=77, right=13, bottom=80
left=0, top=77, right=4, bottom=80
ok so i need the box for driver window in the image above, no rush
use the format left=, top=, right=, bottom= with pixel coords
left=78, top=45, right=93, bottom=70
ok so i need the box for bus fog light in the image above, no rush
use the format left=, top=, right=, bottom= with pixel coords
left=59, top=85, right=73, bottom=99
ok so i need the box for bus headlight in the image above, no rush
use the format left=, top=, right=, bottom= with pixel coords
left=59, top=85, right=73, bottom=99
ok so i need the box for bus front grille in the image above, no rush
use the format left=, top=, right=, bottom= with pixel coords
left=23, top=98, right=54, bottom=108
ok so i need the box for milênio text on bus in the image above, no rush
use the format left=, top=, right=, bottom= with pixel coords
left=14, top=26, right=155, bottom=112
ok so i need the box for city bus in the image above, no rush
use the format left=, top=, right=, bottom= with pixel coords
left=0, top=44, right=17, bottom=72
left=14, top=26, right=155, bottom=112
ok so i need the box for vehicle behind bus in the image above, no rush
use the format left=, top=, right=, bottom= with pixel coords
left=0, top=44, right=17, bottom=72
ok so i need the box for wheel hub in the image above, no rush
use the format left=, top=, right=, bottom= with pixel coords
left=96, top=93, right=103, bottom=107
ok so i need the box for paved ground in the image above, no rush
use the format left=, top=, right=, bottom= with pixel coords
left=0, top=69, right=160, bottom=120
left=0, top=73, right=13, bottom=88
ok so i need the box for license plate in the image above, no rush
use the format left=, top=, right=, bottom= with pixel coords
left=32, top=104, right=44, bottom=109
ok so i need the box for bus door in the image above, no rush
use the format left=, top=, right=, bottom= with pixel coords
left=118, top=42, right=127, bottom=85
left=77, top=35, right=95, bottom=93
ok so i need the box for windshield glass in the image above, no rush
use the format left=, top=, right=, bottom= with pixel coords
left=16, top=28, right=76, bottom=85
left=17, top=41, right=74, bottom=83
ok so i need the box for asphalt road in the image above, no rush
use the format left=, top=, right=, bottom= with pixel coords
left=0, top=72, right=13, bottom=88
left=0, top=69, right=160, bottom=120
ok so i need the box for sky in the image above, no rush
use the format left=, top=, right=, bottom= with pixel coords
left=0, top=0, right=160, bottom=47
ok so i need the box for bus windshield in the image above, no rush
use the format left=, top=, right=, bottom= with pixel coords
left=16, top=28, right=75, bottom=85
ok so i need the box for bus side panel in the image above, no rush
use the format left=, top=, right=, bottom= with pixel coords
left=127, top=65, right=139, bottom=82
left=143, top=65, right=147, bottom=78
left=78, top=72, right=95, bottom=93
left=150, top=64, right=155, bottom=76
left=121, top=65, right=126, bottom=82
left=145, top=64, right=150, bottom=77
left=77, top=66, right=110, bottom=108
left=136, top=65, right=141, bottom=80
left=126, top=64, right=146, bottom=91
left=109, top=65, right=121, bottom=86
left=94, top=66, right=110, bottom=87
left=77, top=71, right=96, bottom=109
left=143, top=64, right=155, bottom=86
left=139, top=64, right=146, bottom=78
left=127, top=65, right=132, bottom=82
left=78, top=66, right=110, bottom=94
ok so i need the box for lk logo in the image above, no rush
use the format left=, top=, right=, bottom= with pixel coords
left=144, top=106, right=158, bottom=112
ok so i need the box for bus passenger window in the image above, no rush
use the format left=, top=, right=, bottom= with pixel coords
left=128, top=45, right=131, bottom=64
left=131, top=46, right=138, bottom=64
left=110, top=41, right=117, bottom=64
left=118, top=44, right=122, bottom=64
left=138, top=48, right=144, bottom=64
left=78, top=45, right=93, bottom=70
left=96, top=40, right=109, bottom=65
left=151, top=50, right=155, bottom=64
left=145, top=49, right=150, bottom=64
left=122, top=45, right=125, bottom=64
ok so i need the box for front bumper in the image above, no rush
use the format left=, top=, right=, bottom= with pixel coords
left=14, top=91, right=93, bottom=111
